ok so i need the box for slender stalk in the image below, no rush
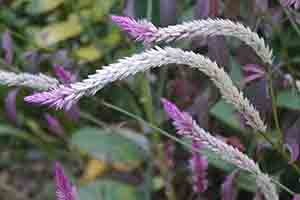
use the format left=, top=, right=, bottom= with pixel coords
left=282, top=7, right=300, bottom=37
left=266, top=66, right=284, bottom=146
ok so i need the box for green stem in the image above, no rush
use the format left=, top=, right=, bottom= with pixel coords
left=282, top=7, right=300, bottom=37
left=267, top=67, right=284, bottom=146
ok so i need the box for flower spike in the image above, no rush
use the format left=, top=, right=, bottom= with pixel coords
left=54, top=162, right=78, bottom=200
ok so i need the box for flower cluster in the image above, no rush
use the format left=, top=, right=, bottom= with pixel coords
left=161, top=99, right=278, bottom=200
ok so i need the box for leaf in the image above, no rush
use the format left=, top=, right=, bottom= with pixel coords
left=277, top=89, right=300, bottom=110
left=74, top=45, right=103, bottom=62
left=78, top=180, right=143, bottom=200
left=71, top=127, right=147, bottom=169
left=27, top=0, right=64, bottom=14
left=33, top=0, right=115, bottom=47
left=209, top=100, right=242, bottom=131
left=80, top=159, right=108, bottom=184
left=34, top=15, right=83, bottom=47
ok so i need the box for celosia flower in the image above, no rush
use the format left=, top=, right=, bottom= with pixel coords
left=161, top=98, right=278, bottom=200
left=241, top=64, right=266, bottom=86
left=24, top=85, right=75, bottom=110
left=53, top=64, right=80, bottom=120
left=53, top=64, right=74, bottom=84
left=45, top=114, right=65, bottom=136
left=5, top=88, right=19, bottom=125
left=55, top=162, right=78, bottom=200
left=161, top=98, right=194, bottom=135
left=221, top=170, right=240, bottom=200
left=2, top=30, right=13, bottom=65
left=190, top=140, right=208, bottom=193
left=165, top=141, right=175, bottom=168
left=280, top=0, right=300, bottom=9
left=111, top=15, right=157, bottom=44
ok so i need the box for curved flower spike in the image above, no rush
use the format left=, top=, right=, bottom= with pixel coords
left=161, top=98, right=278, bottom=200
left=25, top=47, right=266, bottom=132
left=112, top=15, right=273, bottom=65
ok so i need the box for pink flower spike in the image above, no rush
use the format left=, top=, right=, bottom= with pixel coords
left=161, top=98, right=194, bottom=135
left=242, top=64, right=266, bottom=86
left=45, top=113, right=65, bottom=136
left=54, top=162, right=78, bottom=200
left=294, top=194, right=300, bottom=200
left=24, top=86, right=75, bottom=110
left=190, top=140, right=208, bottom=193
left=5, top=89, right=19, bottom=125
left=111, top=15, right=157, bottom=44
left=221, top=170, right=240, bottom=200
left=2, top=30, right=13, bottom=65
left=53, top=64, right=73, bottom=84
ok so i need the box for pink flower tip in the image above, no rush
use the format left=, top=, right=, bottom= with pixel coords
left=54, top=162, right=78, bottom=200
left=161, top=98, right=194, bottom=135
left=111, top=15, right=157, bottom=43
left=24, top=86, right=75, bottom=110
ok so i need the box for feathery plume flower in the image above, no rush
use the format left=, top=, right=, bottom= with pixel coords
left=190, top=140, right=208, bottom=193
left=0, top=70, right=59, bottom=90
left=45, top=114, right=65, bottom=136
left=25, top=47, right=266, bottom=132
left=112, top=16, right=273, bottom=65
left=111, top=15, right=157, bottom=44
left=161, top=98, right=278, bottom=200
left=2, top=30, right=13, bottom=65
left=241, top=64, right=266, bottom=86
left=55, top=162, right=78, bottom=200
left=280, top=0, right=300, bottom=9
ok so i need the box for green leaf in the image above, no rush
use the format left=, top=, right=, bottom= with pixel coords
left=78, top=180, right=143, bottom=200
left=201, top=148, right=257, bottom=192
left=71, top=127, right=147, bottom=166
left=27, top=0, right=64, bottom=14
left=277, top=89, right=300, bottom=110
left=209, top=100, right=242, bottom=131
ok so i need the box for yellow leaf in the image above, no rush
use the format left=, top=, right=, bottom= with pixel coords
left=80, top=159, right=108, bottom=184
left=27, top=0, right=64, bottom=14
left=74, top=45, right=103, bottom=62
left=35, top=15, right=82, bottom=47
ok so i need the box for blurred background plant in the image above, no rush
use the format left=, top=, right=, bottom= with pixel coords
left=1, top=0, right=300, bottom=200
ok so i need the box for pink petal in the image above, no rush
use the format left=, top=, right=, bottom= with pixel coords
left=221, top=170, right=240, bottom=200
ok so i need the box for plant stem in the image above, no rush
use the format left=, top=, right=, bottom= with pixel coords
left=267, top=66, right=284, bottom=146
